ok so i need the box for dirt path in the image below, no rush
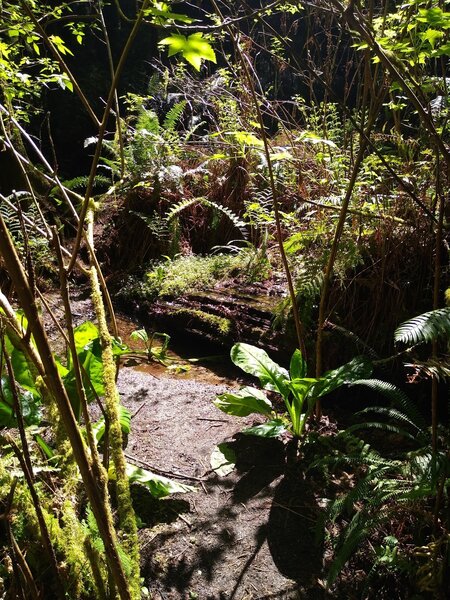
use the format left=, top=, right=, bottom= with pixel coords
left=43, top=293, right=324, bottom=598
left=117, top=364, right=324, bottom=600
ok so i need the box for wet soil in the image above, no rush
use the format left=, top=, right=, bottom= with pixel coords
left=43, top=293, right=326, bottom=598
left=117, top=364, right=325, bottom=600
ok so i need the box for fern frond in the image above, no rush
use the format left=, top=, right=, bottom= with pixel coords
left=136, top=108, right=160, bottom=135
left=394, top=307, right=450, bottom=346
left=296, top=271, right=324, bottom=300
left=347, top=420, right=417, bottom=442
left=327, top=509, right=390, bottom=586
left=0, top=199, right=22, bottom=239
left=404, top=359, right=450, bottom=381
left=163, top=100, right=186, bottom=132
left=147, top=72, right=164, bottom=97
left=349, top=379, right=427, bottom=433
left=354, top=406, right=424, bottom=436
left=166, top=197, right=247, bottom=238
left=129, top=211, right=170, bottom=239
left=165, top=197, right=199, bottom=221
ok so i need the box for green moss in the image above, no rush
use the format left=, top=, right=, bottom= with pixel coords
left=143, top=253, right=248, bottom=300
left=173, top=308, right=232, bottom=335
left=90, top=258, right=141, bottom=599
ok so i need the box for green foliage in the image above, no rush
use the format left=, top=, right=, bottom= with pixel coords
left=394, top=307, right=450, bottom=346
left=0, top=1, right=82, bottom=121
left=314, top=381, right=449, bottom=590
left=130, top=329, right=171, bottom=363
left=119, top=464, right=196, bottom=499
left=92, top=404, right=132, bottom=445
left=143, top=253, right=243, bottom=299
left=214, top=343, right=372, bottom=439
left=166, top=197, right=247, bottom=239
left=159, top=33, right=216, bottom=71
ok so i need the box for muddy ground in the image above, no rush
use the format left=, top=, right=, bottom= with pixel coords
left=43, top=294, right=330, bottom=599
left=117, top=363, right=325, bottom=600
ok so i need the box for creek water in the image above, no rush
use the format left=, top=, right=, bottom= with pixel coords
left=115, top=312, right=243, bottom=387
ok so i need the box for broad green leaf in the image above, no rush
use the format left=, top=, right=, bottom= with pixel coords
left=159, top=33, right=216, bottom=71
left=310, top=356, right=373, bottom=399
left=79, top=338, right=104, bottom=395
left=290, top=349, right=307, bottom=379
left=143, top=5, right=193, bottom=24
left=0, top=377, right=14, bottom=427
left=417, top=8, right=450, bottom=28
left=34, top=434, right=54, bottom=459
left=230, top=343, right=289, bottom=396
left=130, top=328, right=148, bottom=344
left=210, top=443, right=236, bottom=476
left=112, top=337, right=131, bottom=356
left=287, top=378, right=317, bottom=434
left=232, top=131, right=263, bottom=148
left=72, top=321, right=100, bottom=360
left=242, top=419, right=287, bottom=438
left=289, top=378, right=318, bottom=398
left=419, top=29, right=444, bottom=49
left=92, top=404, right=131, bottom=444
left=118, top=464, right=196, bottom=498
left=214, top=386, right=273, bottom=417
left=0, top=376, right=41, bottom=427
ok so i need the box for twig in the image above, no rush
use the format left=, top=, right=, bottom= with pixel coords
left=123, top=453, right=208, bottom=482
left=169, top=509, right=192, bottom=527
left=131, top=402, right=147, bottom=419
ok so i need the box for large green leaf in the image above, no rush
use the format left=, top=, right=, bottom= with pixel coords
left=158, top=33, right=216, bottom=71
left=242, top=419, right=287, bottom=438
left=230, top=343, right=289, bottom=397
left=121, top=464, right=196, bottom=498
left=210, top=443, right=236, bottom=476
left=63, top=334, right=105, bottom=418
left=92, top=404, right=131, bottom=444
left=310, top=356, right=373, bottom=400
left=214, top=386, right=273, bottom=417
left=290, top=349, right=307, bottom=379
left=71, top=321, right=100, bottom=362
left=0, top=376, right=41, bottom=427
left=287, top=378, right=317, bottom=435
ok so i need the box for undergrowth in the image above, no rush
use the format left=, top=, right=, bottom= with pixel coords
left=124, top=249, right=271, bottom=301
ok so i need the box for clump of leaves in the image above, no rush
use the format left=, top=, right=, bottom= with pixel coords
left=213, top=343, right=372, bottom=439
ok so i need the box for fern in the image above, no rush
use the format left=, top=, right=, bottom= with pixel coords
left=348, top=379, right=427, bottom=433
left=0, top=196, right=23, bottom=240
left=136, top=108, right=160, bottom=135
left=147, top=72, right=165, bottom=98
left=404, top=359, right=450, bottom=381
left=394, top=307, right=450, bottom=346
left=129, top=211, right=170, bottom=239
left=62, top=175, right=112, bottom=191
left=327, top=506, right=392, bottom=586
left=166, top=197, right=247, bottom=238
left=83, top=508, right=133, bottom=576
left=296, top=269, right=324, bottom=301
left=316, top=423, right=443, bottom=587
left=162, top=100, right=186, bottom=132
